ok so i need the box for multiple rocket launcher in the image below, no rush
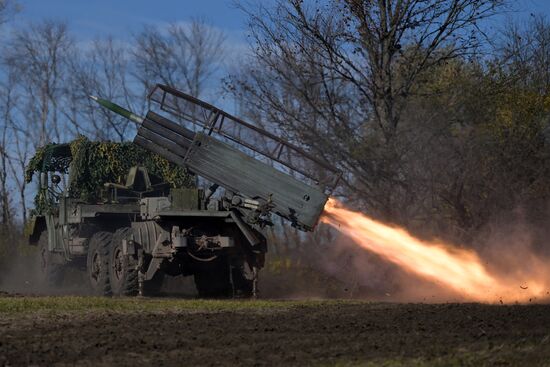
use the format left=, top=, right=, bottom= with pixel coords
left=91, top=85, right=341, bottom=231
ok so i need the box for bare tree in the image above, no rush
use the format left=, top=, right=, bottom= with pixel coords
left=229, top=0, right=505, bottom=221
left=3, top=20, right=74, bottom=146
left=132, top=19, right=226, bottom=99
left=500, top=15, right=550, bottom=94
left=341, top=0, right=504, bottom=140
left=0, top=0, right=19, bottom=225
left=7, top=120, right=30, bottom=223
left=0, top=70, right=17, bottom=225
left=66, top=37, right=137, bottom=141
left=0, top=20, right=73, bottom=221
left=0, top=126, right=11, bottom=225
left=62, top=20, right=227, bottom=143
left=0, top=0, right=18, bottom=28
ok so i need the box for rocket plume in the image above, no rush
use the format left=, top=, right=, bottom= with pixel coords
left=321, top=198, right=550, bottom=303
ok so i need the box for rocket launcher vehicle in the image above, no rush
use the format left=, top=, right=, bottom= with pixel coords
left=91, top=84, right=341, bottom=231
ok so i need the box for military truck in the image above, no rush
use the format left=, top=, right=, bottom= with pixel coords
left=26, top=84, right=341, bottom=297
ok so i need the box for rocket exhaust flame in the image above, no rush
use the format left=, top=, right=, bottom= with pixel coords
left=321, top=198, right=550, bottom=303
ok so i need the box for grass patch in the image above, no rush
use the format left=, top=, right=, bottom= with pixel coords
left=0, top=296, right=359, bottom=315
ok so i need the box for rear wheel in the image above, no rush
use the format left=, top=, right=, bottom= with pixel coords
left=86, top=231, right=113, bottom=296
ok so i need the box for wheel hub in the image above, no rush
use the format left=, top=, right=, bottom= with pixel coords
left=113, top=248, right=124, bottom=281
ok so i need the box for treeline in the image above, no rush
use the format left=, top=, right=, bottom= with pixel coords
left=0, top=8, right=226, bottom=226
left=227, top=1, right=550, bottom=247
left=1, top=0, right=550, bottom=250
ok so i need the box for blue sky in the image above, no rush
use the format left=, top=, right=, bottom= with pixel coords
left=8, top=0, right=550, bottom=117
left=11, top=1, right=255, bottom=102
left=11, top=1, right=550, bottom=43
left=14, top=0, right=250, bottom=42
left=521, top=0, right=550, bottom=16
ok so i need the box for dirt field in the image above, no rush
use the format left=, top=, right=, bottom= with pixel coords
left=0, top=296, right=550, bottom=366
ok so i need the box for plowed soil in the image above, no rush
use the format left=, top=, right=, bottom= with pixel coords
left=1, top=297, right=550, bottom=366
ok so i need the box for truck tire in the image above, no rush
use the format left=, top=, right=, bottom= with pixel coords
left=109, top=227, right=166, bottom=296
left=36, top=231, right=64, bottom=287
left=87, top=231, right=113, bottom=296
left=109, top=227, right=138, bottom=296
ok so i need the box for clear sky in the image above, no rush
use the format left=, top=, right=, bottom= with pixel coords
left=521, top=0, right=550, bottom=16
left=8, top=1, right=550, bottom=47
left=13, top=0, right=249, bottom=42
left=5, top=0, right=549, bottom=113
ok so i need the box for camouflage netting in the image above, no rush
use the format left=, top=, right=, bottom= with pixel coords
left=26, top=135, right=195, bottom=206
left=25, top=144, right=72, bottom=181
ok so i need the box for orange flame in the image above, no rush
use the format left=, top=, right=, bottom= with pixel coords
left=321, top=198, right=550, bottom=303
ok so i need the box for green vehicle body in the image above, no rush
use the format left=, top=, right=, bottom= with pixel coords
left=26, top=142, right=265, bottom=296
left=26, top=84, right=341, bottom=297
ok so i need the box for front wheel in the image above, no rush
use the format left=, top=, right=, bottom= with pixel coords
left=109, top=227, right=166, bottom=297
left=86, top=231, right=113, bottom=296
left=109, top=227, right=138, bottom=296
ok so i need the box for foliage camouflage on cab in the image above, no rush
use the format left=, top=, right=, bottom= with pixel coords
left=27, top=135, right=195, bottom=206
left=25, top=143, right=73, bottom=214
left=25, top=144, right=72, bottom=183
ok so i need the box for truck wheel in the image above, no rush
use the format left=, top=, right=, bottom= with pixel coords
left=87, top=231, right=113, bottom=296
left=109, top=227, right=138, bottom=296
left=36, top=231, right=64, bottom=287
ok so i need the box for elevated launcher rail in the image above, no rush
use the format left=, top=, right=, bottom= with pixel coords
left=126, top=84, right=341, bottom=231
